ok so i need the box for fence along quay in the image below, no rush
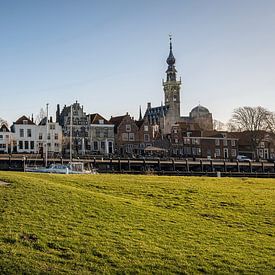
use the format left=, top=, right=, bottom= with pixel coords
left=0, top=155, right=275, bottom=178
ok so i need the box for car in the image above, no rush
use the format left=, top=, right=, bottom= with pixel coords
left=236, top=155, right=252, bottom=162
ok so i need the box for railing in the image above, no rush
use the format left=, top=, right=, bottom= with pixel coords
left=0, top=156, right=274, bottom=177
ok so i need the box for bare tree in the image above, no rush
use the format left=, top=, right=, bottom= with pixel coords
left=229, top=106, right=274, bottom=156
left=213, top=119, right=226, bottom=131
left=35, top=108, right=46, bottom=124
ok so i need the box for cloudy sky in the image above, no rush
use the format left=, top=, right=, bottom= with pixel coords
left=0, top=0, right=274, bottom=124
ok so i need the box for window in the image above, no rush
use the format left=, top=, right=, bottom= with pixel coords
left=122, top=133, right=128, bottom=141
left=0, top=135, right=2, bottom=140
left=175, top=138, right=178, bottom=144
left=173, top=95, right=177, bottom=101
left=144, top=134, right=150, bottom=142
left=126, top=124, right=131, bottom=132
left=55, top=143, right=59, bottom=148
left=259, top=142, right=265, bottom=148
left=24, top=141, right=29, bottom=150
left=50, top=124, right=55, bottom=130
left=19, top=141, right=23, bottom=149
left=23, top=120, right=28, bottom=125
left=99, top=119, right=104, bottom=125
left=144, top=125, right=148, bottom=132
left=96, top=129, right=100, bottom=137
left=215, top=139, right=220, bottom=146
left=231, top=140, right=236, bottom=147
left=47, top=133, right=50, bottom=140
left=215, top=149, right=221, bottom=157
left=101, top=141, right=105, bottom=149
left=27, top=129, right=31, bottom=137
left=93, top=141, right=98, bottom=151
left=231, top=149, right=237, bottom=157
left=192, top=147, right=197, bottom=155
left=184, top=138, right=190, bottom=144
left=223, top=139, right=228, bottom=146
left=108, top=129, right=113, bottom=137
left=55, top=133, right=58, bottom=140
left=173, top=129, right=178, bottom=134
left=20, top=129, right=24, bottom=138
left=30, top=141, right=34, bottom=150
left=129, top=133, right=135, bottom=141
left=103, top=129, right=108, bottom=138
left=39, top=133, right=43, bottom=140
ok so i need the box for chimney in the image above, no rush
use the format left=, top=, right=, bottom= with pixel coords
left=56, top=104, right=60, bottom=123
left=50, top=116, right=53, bottom=123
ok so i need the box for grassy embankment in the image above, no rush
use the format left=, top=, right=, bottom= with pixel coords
left=0, top=172, right=274, bottom=274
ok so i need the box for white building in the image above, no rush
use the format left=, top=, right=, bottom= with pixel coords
left=37, top=117, right=63, bottom=157
left=0, top=123, right=13, bottom=153
left=11, top=116, right=37, bottom=153
left=88, top=113, right=114, bottom=155
left=11, top=115, right=63, bottom=156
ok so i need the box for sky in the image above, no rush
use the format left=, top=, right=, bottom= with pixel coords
left=0, top=0, right=275, bottom=125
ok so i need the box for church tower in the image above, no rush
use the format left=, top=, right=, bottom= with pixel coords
left=162, top=36, right=182, bottom=133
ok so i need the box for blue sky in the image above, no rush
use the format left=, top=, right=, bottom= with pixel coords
left=0, top=0, right=274, bottom=124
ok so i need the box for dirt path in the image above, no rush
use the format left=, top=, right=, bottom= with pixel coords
left=0, top=181, right=10, bottom=186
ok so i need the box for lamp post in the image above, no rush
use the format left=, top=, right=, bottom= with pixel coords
left=45, top=103, right=49, bottom=167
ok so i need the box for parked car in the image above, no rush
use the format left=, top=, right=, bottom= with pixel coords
left=237, top=155, right=252, bottom=162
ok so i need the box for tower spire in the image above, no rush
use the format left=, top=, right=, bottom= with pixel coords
left=139, top=105, right=142, bottom=121
left=166, top=35, right=177, bottom=82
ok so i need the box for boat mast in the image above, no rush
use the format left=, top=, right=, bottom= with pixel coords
left=70, top=104, right=73, bottom=163
left=45, top=103, right=49, bottom=167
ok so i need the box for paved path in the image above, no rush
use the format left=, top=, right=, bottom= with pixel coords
left=0, top=180, right=10, bottom=186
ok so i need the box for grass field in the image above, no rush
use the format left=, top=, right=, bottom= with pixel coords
left=0, top=172, right=274, bottom=274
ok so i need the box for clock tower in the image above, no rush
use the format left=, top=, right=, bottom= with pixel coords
left=162, top=36, right=182, bottom=133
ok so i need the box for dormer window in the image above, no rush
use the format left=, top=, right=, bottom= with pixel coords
left=23, top=120, right=28, bottom=125
left=99, top=119, right=104, bottom=125
left=126, top=124, right=131, bottom=132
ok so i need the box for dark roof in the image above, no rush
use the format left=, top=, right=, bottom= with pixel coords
left=0, top=124, right=9, bottom=132
left=39, top=117, right=47, bottom=126
left=135, top=120, right=144, bottom=129
left=145, top=105, right=169, bottom=119
left=109, top=115, right=128, bottom=133
left=88, top=113, right=111, bottom=125
left=14, top=115, right=35, bottom=125
left=190, top=105, right=210, bottom=114
left=109, top=115, right=127, bottom=127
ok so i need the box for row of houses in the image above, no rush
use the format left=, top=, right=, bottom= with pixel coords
left=0, top=101, right=154, bottom=157
left=1, top=101, right=274, bottom=160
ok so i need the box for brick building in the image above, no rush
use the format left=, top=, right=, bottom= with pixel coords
left=169, top=122, right=238, bottom=159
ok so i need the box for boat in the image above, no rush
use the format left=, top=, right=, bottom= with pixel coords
left=26, top=162, right=97, bottom=174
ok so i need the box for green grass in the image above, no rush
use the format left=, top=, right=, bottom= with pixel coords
left=0, top=172, right=274, bottom=274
